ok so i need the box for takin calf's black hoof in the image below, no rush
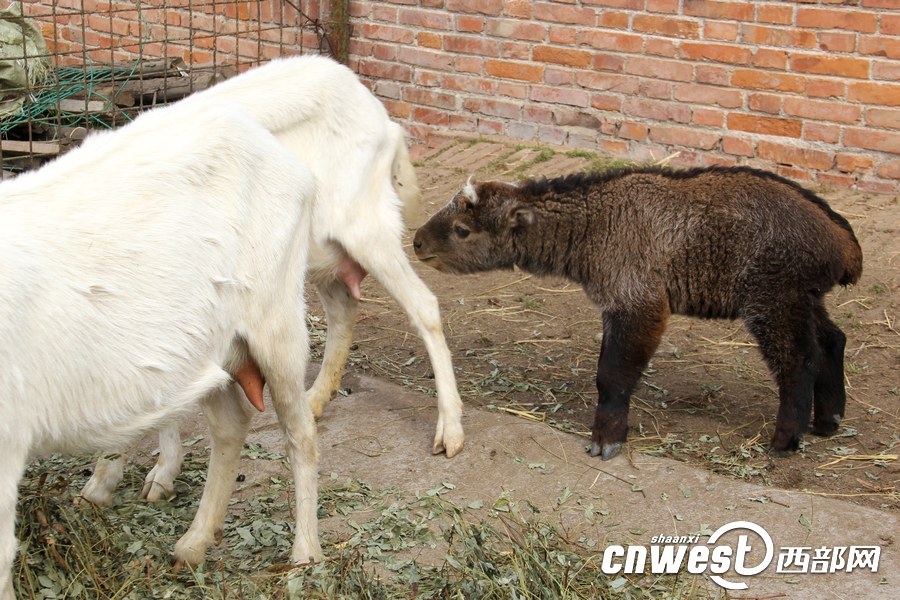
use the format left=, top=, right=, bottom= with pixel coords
left=768, top=432, right=802, bottom=457
left=588, top=441, right=623, bottom=461
left=811, top=415, right=842, bottom=437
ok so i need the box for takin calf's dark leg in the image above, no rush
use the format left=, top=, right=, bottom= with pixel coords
left=810, top=299, right=847, bottom=436
left=590, top=302, right=669, bottom=460
left=743, top=297, right=820, bottom=455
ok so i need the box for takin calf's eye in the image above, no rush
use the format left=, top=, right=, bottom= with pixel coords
left=454, top=225, right=471, bottom=239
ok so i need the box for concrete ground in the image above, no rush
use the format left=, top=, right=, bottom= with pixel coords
left=222, top=368, right=895, bottom=599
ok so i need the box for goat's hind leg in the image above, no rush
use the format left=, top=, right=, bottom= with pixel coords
left=80, top=453, right=125, bottom=506
left=591, top=303, right=669, bottom=461
left=744, top=299, right=819, bottom=455
left=307, top=277, right=359, bottom=418
left=140, top=423, right=185, bottom=502
left=342, top=236, right=464, bottom=458
left=810, top=300, right=847, bottom=436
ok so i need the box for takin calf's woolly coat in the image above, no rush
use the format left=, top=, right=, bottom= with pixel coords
left=413, top=166, right=863, bottom=460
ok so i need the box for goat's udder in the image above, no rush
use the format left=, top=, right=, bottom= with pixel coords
left=234, top=358, right=266, bottom=411
left=337, top=255, right=367, bottom=301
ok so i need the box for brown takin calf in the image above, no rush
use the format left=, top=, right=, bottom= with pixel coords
left=413, top=166, right=863, bottom=460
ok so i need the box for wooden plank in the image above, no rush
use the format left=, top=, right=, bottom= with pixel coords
left=0, top=139, right=61, bottom=155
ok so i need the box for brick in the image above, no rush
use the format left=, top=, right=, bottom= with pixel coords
left=598, top=11, right=631, bottom=29
left=620, top=120, right=649, bottom=141
left=752, top=48, right=789, bottom=70
left=641, top=79, right=673, bottom=100
left=873, top=61, right=900, bottom=82
left=503, top=0, right=533, bottom=19
left=632, top=14, right=701, bottom=38
left=594, top=53, right=626, bottom=72
left=485, top=59, right=543, bottom=82
left=647, top=0, right=680, bottom=13
left=361, top=23, right=414, bottom=44
left=487, top=19, right=546, bottom=42
left=728, top=114, right=802, bottom=138
left=816, top=172, right=857, bottom=189
left=849, top=82, right=900, bottom=106
left=692, top=107, right=725, bottom=127
left=696, top=65, right=729, bottom=85
left=705, top=22, right=739, bottom=41
left=579, top=30, right=644, bottom=53
left=674, top=83, right=743, bottom=108
left=857, top=178, right=898, bottom=194
left=758, top=4, right=793, bottom=25
left=732, top=69, right=806, bottom=93
left=463, top=97, right=521, bottom=119
left=444, top=35, right=501, bottom=56
left=533, top=3, right=597, bottom=26
left=859, top=36, right=900, bottom=59
left=448, top=114, right=478, bottom=132
left=411, top=106, right=450, bottom=126
left=501, top=40, right=533, bottom=61
left=784, top=97, right=862, bottom=124
left=582, top=0, right=644, bottom=8
left=866, top=107, right=900, bottom=130
left=497, top=81, right=528, bottom=99
left=806, top=78, right=846, bottom=99
left=681, top=42, right=752, bottom=64
left=399, top=8, right=453, bottom=30
left=884, top=14, right=900, bottom=36
left=418, top=32, right=442, bottom=49
left=626, top=56, right=694, bottom=82
left=623, top=97, right=692, bottom=123
left=447, top=0, right=503, bottom=16
left=844, top=127, right=900, bottom=153
left=650, top=124, right=721, bottom=150
left=525, top=105, right=554, bottom=124
left=413, top=70, right=441, bottom=87
left=600, top=139, right=630, bottom=155
left=684, top=0, right=754, bottom=22
left=457, top=15, right=485, bottom=32
left=646, top=38, right=678, bottom=57
left=442, top=74, right=495, bottom=94
left=533, top=45, right=592, bottom=68
left=790, top=53, right=870, bottom=79
left=836, top=153, right=876, bottom=173
left=742, top=25, right=816, bottom=49
left=455, top=55, right=483, bottom=74
left=748, top=93, right=782, bottom=114
left=398, top=47, right=454, bottom=71
left=804, top=123, right=841, bottom=144
left=478, top=119, right=504, bottom=136
left=796, top=8, right=878, bottom=33
left=757, top=140, right=835, bottom=171
left=545, top=67, right=573, bottom=86
left=356, top=59, right=412, bottom=82
left=591, top=93, right=623, bottom=111
left=382, top=99, right=411, bottom=120
left=553, top=109, right=601, bottom=129
left=722, top=135, right=754, bottom=157
left=403, top=87, right=459, bottom=110
left=530, top=85, right=591, bottom=107
left=876, top=160, right=900, bottom=180
left=818, top=32, right=857, bottom=54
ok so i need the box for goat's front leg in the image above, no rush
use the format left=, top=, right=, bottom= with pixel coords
left=591, top=303, right=669, bottom=460
left=140, top=423, right=184, bottom=502
left=345, top=236, right=464, bottom=458
left=307, top=276, right=359, bottom=418
left=1, top=451, right=26, bottom=600
left=173, top=385, right=252, bottom=567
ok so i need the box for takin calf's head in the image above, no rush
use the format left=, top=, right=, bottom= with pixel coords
left=413, top=177, right=535, bottom=274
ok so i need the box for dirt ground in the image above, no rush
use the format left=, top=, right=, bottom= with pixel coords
left=320, top=135, right=899, bottom=512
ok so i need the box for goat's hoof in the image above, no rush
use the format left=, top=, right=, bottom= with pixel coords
left=433, top=420, right=464, bottom=458
left=589, top=441, right=623, bottom=461
left=768, top=434, right=801, bottom=457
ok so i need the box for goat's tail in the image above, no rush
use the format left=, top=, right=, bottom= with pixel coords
left=389, top=123, right=420, bottom=224
left=838, top=233, right=863, bottom=287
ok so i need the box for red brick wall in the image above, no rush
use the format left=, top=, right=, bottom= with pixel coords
left=26, top=1, right=320, bottom=68
left=347, top=0, right=899, bottom=192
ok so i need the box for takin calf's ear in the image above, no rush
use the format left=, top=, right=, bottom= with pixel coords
left=508, top=204, right=536, bottom=229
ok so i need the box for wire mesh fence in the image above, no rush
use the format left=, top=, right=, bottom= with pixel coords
left=0, top=0, right=330, bottom=174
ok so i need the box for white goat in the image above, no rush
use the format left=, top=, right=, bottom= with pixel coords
left=0, top=99, right=321, bottom=599
left=80, top=55, right=465, bottom=506
left=82, top=56, right=463, bottom=505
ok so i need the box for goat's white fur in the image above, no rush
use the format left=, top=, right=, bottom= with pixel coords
left=80, top=55, right=465, bottom=507
left=0, top=99, right=319, bottom=598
